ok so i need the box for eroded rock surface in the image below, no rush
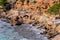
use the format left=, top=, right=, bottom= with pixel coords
left=51, top=35, right=60, bottom=40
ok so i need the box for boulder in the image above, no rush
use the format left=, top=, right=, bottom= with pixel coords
left=56, top=25, right=60, bottom=33
left=51, top=35, right=60, bottom=40
left=6, top=9, right=18, bottom=18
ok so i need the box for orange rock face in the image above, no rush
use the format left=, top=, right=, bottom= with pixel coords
left=5, top=0, right=59, bottom=26
left=15, top=0, right=60, bottom=14
left=15, top=0, right=22, bottom=10
left=51, top=35, right=60, bottom=40
left=56, top=25, right=60, bottom=33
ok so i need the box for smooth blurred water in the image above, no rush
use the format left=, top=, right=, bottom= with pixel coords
left=0, top=19, right=26, bottom=40
left=0, top=19, right=49, bottom=40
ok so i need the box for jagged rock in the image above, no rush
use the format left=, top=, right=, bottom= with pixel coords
left=51, top=34, right=60, bottom=40
left=15, top=0, right=22, bottom=10
left=6, top=9, right=18, bottom=19
left=56, top=25, right=60, bottom=33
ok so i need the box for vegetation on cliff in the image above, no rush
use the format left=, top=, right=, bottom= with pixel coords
left=0, top=0, right=7, bottom=4
left=20, top=0, right=25, bottom=3
left=48, top=4, right=60, bottom=15
left=0, top=0, right=10, bottom=10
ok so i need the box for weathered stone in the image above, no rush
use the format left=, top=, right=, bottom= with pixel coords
left=51, top=35, right=60, bottom=40
left=56, top=25, right=60, bottom=33
left=6, top=9, right=18, bottom=18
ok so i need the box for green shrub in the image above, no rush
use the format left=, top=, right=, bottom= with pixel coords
left=0, top=0, right=10, bottom=10
left=20, top=0, right=25, bottom=3
left=33, top=0, right=37, bottom=4
left=48, top=4, right=60, bottom=15
left=0, top=0, right=7, bottom=5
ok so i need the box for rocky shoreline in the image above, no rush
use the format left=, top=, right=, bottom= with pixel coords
left=0, top=9, right=60, bottom=40
left=0, top=0, right=60, bottom=40
left=0, top=15, right=60, bottom=40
